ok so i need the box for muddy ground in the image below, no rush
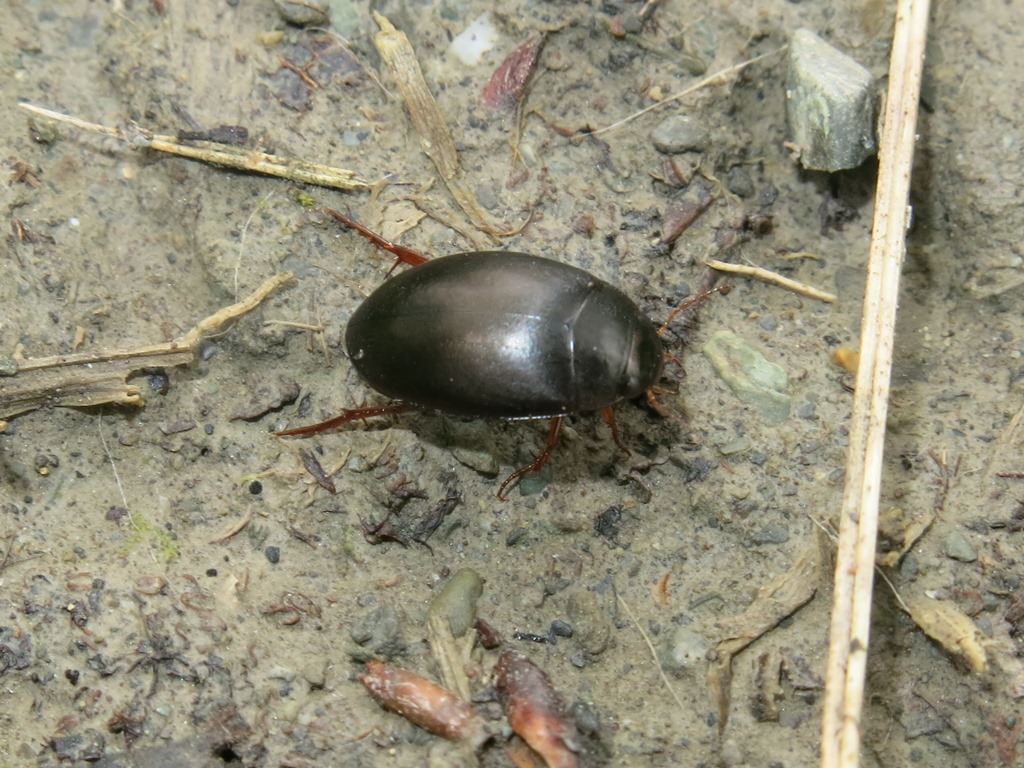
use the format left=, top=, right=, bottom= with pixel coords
left=2, top=1, right=1023, bottom=766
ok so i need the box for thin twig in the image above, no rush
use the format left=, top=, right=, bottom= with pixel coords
left=705, top=258, right=837, bottom=303
left=0, top=534, right=42, bottom=574
left=617, top=595, right=688, bottom=716
left=236, top=190, right=276, bottom=298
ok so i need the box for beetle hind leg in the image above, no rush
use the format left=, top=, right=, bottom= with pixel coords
left=276, top=403, right=416, bottom=437
left=326, top=209, right=429, bottom=269
left=497, top=417, right=563, bottom=500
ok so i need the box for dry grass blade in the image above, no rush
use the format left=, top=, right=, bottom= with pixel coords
left=371, top=12, right=510, bottom=237
left=708, top=543, right=820, bottom=731
left=820, top=2, right=932, bottom=767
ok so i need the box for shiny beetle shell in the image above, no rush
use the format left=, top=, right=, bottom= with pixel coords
left=344, top=251, right=662, bottom=419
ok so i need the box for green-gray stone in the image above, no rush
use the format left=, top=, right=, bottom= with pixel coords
left=786, top=28, right=877, bottom=171
left=428, top=568, right=484, bottom=637
left=702, top=330, right=791, bottom=423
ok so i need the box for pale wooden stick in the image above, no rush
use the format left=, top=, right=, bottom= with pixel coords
left=819, top=2, right=931, bottom=768
left=705, top=258, right=837, bottom=302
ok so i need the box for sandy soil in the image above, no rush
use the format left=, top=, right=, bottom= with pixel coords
left=1, top=1, right=1023, bottom=766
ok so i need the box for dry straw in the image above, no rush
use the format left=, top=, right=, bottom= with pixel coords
left=819, top=1, right=932, bottom=767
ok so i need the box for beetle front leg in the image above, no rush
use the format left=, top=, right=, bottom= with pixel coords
left=497, top=417, right=563, bottom=500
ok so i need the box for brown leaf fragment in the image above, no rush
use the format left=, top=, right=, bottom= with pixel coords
left=482, top=34, right=545, bottom=110
left=298, top=447, right=336, bottom=494
left=876, top=505, right=935, bottom=567
left=359, top=660, right=491, bottom=748
left=495, top=650, right=581, bottom=768
left=660, top=176, right=716, bottom=245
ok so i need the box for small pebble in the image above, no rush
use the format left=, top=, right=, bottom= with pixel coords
left=550, top=619, right=574, bottom=638
left=506, top=526, right=528, bottom=546
left=797, top=398, right=818, bottom=419
left=265, top=546, right=280, bottom=564
left=651, top=115, right=711, bottom=154
left=566, top=589, right=611, bottom=656
left=725, top=165, right=755, bottom=197
left=158, top=420, right=195, bottom=436
left=275, top=0, right=329, bottom=26
left=350, top=605, right=407, bottom=658
left=717, top=437, right=752, bottom=456
left=785, top=28, right=877, bottom=171
left=749, top=523, right=790, bottom=545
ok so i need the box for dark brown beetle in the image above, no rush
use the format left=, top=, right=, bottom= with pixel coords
left=280, top=211, right=678, bottom=498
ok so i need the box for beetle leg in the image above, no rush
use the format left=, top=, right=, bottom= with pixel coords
left=275, top=403, right=416, bottom=437
left=497, top=417, right=563, bottom=500
left=644, top=387, right=676, bottom=419
left=326, top=209, right=430, bottom=269
left=599, top=407, right=630, bottom=457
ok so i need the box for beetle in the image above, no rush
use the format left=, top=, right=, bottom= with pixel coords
left=279, top=210, right=697, bottom=498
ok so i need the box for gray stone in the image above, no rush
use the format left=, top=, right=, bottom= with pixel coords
left=944, top=530, right=977, bottom=562
left=651, top=115, right=711, bottom=154
left=786, top=29, right=877, bottom=171
left=566, top=589, right=612, bottom=656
